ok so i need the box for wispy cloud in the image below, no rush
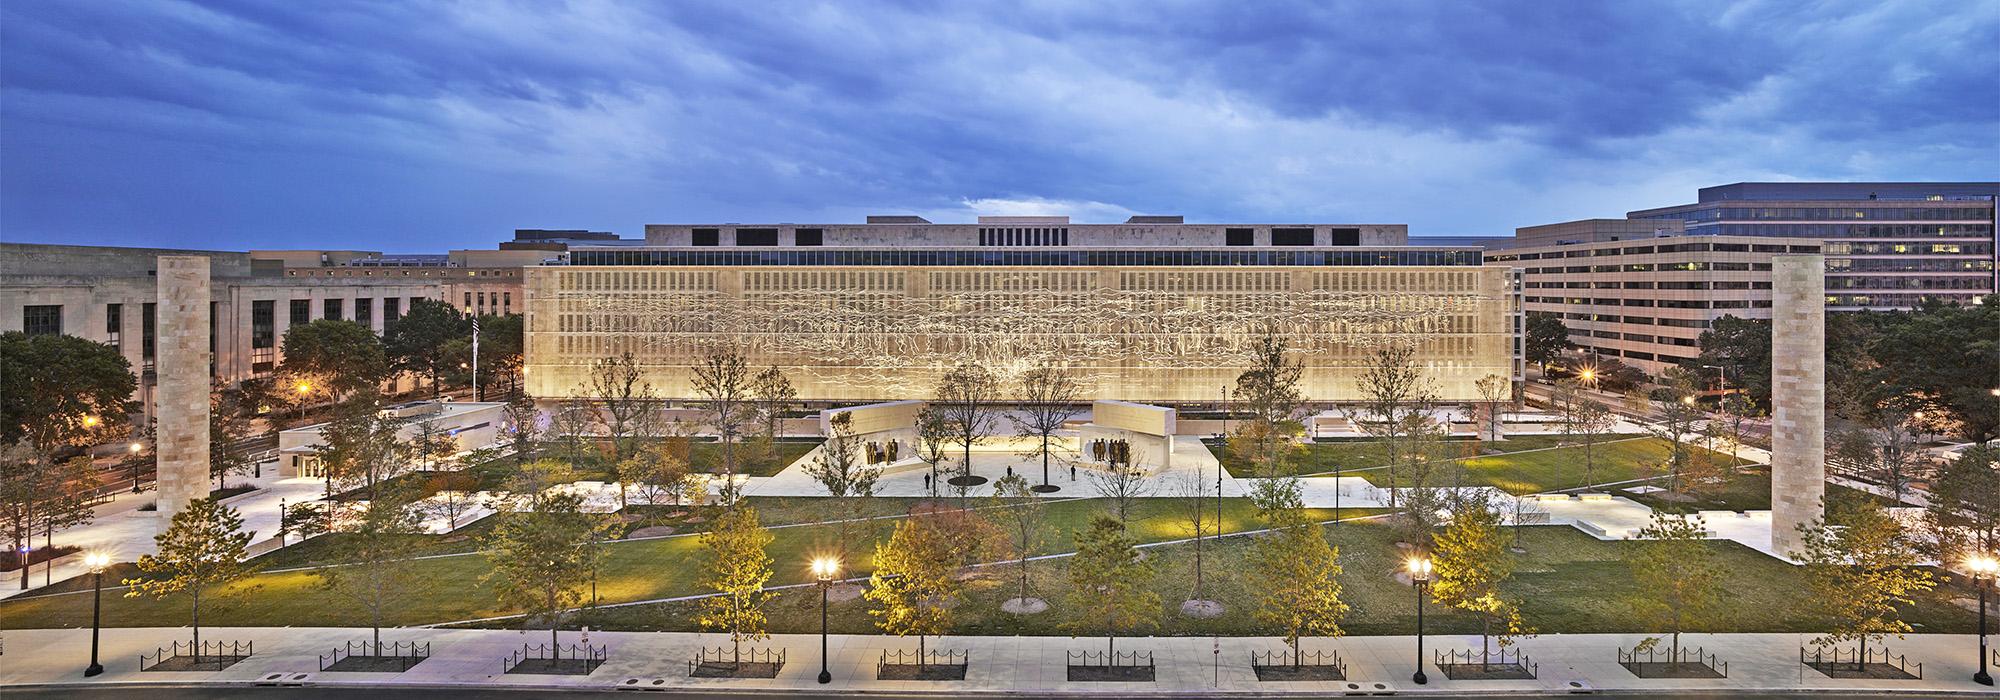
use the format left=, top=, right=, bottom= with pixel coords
left=1, top=0, right=1994, bottom=250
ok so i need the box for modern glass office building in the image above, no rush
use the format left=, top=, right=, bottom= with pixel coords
left=1628, top=182, right=1998, bottom=310
left=524, top=217, right=1522, bottom=404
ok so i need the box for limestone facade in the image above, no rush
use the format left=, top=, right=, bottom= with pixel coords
left=153, top=256, right=211, bottom=519
left=1769, top=254, right=1826, bottom=557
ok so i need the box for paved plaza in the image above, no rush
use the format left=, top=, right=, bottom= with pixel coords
left=2, top=626, right=1997, bottom=696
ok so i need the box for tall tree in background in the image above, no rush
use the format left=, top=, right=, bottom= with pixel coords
left=1644, top=368, right=1707, bottom=496
left=935, top=362, right=1001, bottom=509
left=316, top=482, right=431, bottom=653
left=501, top=392, right=543, bottom=467
left=698, top=506, right=774, bottom=666
left=382, top=299, right=465, bottom=396
left=209, top=383, right=257, bottom=490
left=1431, top=496, right=1532, bottom=668
left=1692, top=315, right=1773, bottom=408
left=867, top=512, right=965, bottom=663
left=1866, top=296, right=1999, bottom=443
left=585, top=351, right=659, bottom=508
left=1012, top=361, right=1083, bottom=490
left=483, top=489, right=609, bottom=651
left=1523, top=315, right=1573, bottom=372
left=473, top=312, right=527, bottom=398
left=690, top=348, right=753, bottom=505
left=988, top=473, right=1046, bottom=612
left=1567, top=395, right=1615, bottom=491
left=1797, top=498, right=1936, bottom=664
left=1624, top=511, right=1724, bottom=667
left=0, top=331, right=135, bottom=451
left=1830, top=406, right=1930, bottom=504
left=912, top=405, right=953, bottom=497
left=1233, top=335, right=1307, bottom=519
left=1251, top=513, right=1348, bottom=665
left=126, top=497, right=254, bottom=656
left=1346, top=341, right=1439, bottom=509
left=747, top=366, right=797, bottom=475
left=277, top=319, right=388, bottom=403
left=1065, top=514, right=1159, bottom=657
left=1473, top=373, right=1510, bottom=442
left=3, top=448, right=98, bottom=589
left=1925, top=446, right=1999, bottom=564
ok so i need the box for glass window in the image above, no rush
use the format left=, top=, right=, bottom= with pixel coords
left=21, top=305, right=60, bottom=336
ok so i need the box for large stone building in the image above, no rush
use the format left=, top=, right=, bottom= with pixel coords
left=1486, top=220, right=1823, bottom=376
left=1628, top=182, right=1997, bottom=311
left=0, top=243, right=531, bottom=420
left=524, top=216, right=1522, bottom=404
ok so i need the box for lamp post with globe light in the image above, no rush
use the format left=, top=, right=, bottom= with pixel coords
left=83, top=552, right=110, bottom=677
left=1969, top=554, right=1998, bottom=686
left=812, top=556, right=840, bottom=684
left=1409, top=556, right=1433, bottom=684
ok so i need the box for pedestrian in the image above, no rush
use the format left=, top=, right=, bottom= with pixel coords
left=1006, top=465, right=1013, bottom=477
left=924, top=473, right=932, bottom=491
left=1070, top=464, right=1077, bottom=481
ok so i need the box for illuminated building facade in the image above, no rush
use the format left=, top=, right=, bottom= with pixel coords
left=525, top=216, right=1521, bottom=405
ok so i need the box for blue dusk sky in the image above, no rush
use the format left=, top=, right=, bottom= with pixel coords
left=3, top=1, right=1996, bottom=252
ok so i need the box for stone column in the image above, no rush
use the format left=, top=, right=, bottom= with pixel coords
left=1769, top=254, right=1825, bottom=558
left=155, top=256, right=212, bottom=520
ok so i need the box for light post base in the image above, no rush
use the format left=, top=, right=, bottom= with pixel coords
left=1976, top=669, right=1993, bottom=687
left=1412, top=669, right=1427, bottom=685
left=84, top=664, right=103, bottom=677
left=818, top=669, right=832, bottom=684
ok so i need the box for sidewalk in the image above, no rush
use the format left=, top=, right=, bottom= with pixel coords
left=3, top=627, right=1996, bottom=695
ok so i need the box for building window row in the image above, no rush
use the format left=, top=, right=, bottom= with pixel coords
left=570, top=248, right=1483, bottom=267
left=979, top=227, right=1071, bottom=247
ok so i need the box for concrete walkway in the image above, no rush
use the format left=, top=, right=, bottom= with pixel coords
left=2, top=627, right=1996, bottom=695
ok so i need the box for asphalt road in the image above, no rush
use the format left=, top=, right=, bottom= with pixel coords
left=0, top=687, right=1951, bottom=700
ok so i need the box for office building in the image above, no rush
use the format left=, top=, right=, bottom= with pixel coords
left=524, top=216, right=1523, bottom=404
left=1487, top=220, right=1822, bottom=375
left=1628, top=182, right=1997, bottom=310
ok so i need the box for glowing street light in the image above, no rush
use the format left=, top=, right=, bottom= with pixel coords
left=1969, top=554, right=1998, bottom=686
left=811, top=556, right=841, bottom=684
left=81, top=415, right=100, bottom=428
left=83, top=552, right=111, bottom=677
left=1408, top=556, right=1434, bottom=685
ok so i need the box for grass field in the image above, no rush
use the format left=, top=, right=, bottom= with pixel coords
left=565, top=522, right=1980, bottom=638
left=0, top=496, right=1376, bottom=631
left=1211, top=434, right=1756, bottom=495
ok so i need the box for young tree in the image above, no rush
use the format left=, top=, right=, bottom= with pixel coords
left=1796, top=498, right=1937, bottom=665
left=408, top=415, right=460, bottom=473
left=3, top=451, right=99, bottom=589
left=802, top=412, right=882, bottom=566
left=1830, top=406, right=1930, bottom=504
left=126, top=497, right=254, bottom=655
left=1644, top=368, right=1707, bottom=496
left=867, top=512, right=964, bottom=663
left=1430, top=496, right=1532, bottom=667
left=697, top=505, right=774, bottom=665
left=501, top=391, right=543, bottom=466
left=1623, top=511, right=1723, bottom=666
left=1716, top=393, right=1760, bottom=472
left=690, top=348, right=754, bottom=504
left=935, top=362, right=1001, bottom=508
left=1012, top=361, right=1083, bottom=490
left=912, top=404, right=954, bottom=497
left=423, top=472, right=477, bottom=533
left=630, top=434, right=696, bottom=510
left=208, top=383, right=257, bottom=490
left=1170, top=471, right=1216, bottom=609
left=988, top=473, right=1046, bottom=611
left=1569, top=396, right=1615, bottom=491
left=313, top=394, right=411, bottom=500
left=1251, top=514, right=1348, bottom=664
left=546, top=398, right=598, bottom=469
left=483, top=489, right=608, bottom=651
left=1345, top=341, right=1440, bottom=508
left=315, top=484, right=431, bottom=653
left=749, top=365, right=796, bottom=443
left=1065, top=514, right=1159, bottom=656
left=1232, top=335, right=1306, bottom=478
left=1084, top=446, right=1154, bottom=526
left=277, top=319, right=389, bottom=403
left=1473, top=373, right=1510, bottom=442
left=381, top=299, right=465, bottom=396
left=1523, top=315, right=1573, bottom=372
left=585, top=351, right=659, bottom=507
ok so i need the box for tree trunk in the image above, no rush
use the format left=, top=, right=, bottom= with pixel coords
left=1481, top=615, right=1491, bottom=671
left=1293, top=636, right=1302, bottom=668
left=192, top=594, right=203, bottom=663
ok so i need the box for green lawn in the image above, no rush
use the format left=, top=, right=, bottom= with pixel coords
left=570, top=522, right=1981, bottom=639
left=1622, top=465, right=1898, bottom=513
left=1210, top=434, right=1751, bottom=495
left=688, top=438, right=823, bottom=477
left=0, top=496, right=1377, bottom=631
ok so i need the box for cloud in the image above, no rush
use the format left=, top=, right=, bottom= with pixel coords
left=0, top=0, right=1994, bottom=250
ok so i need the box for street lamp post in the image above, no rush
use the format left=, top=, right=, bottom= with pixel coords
left=128, top=441, right=144, bottom=493
left=812, top=557, right=840, bottom=684
left=84, top=552, right=109, bottom=677
left=1971, top=555, right=1998, bottom=687
left=1409, top=556, right=1433, bottom=685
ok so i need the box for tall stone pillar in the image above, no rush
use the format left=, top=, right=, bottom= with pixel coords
left=155, top=256, right=212, bottom=520
left=1770, top=254, right=1825, bottom=558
